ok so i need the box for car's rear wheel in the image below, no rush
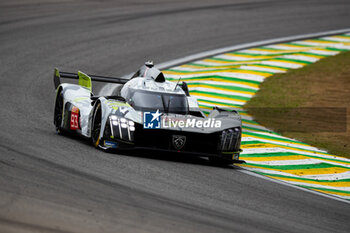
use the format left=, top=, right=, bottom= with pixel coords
left=91, top=102, right=102, bottom=148
left=54, top=88, right=64, bottom=133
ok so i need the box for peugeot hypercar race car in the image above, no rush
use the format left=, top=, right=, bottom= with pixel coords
left=53, top=62, right=243, bottom=164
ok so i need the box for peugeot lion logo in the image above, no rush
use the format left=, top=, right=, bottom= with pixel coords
left=172, top=135, right=186, bottom=150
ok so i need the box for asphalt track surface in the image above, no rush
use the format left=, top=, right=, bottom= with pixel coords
left=1, top=0, right=350, bottom=232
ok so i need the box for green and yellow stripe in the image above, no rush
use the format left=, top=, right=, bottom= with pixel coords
left=164, top=33, right=350, bottom=200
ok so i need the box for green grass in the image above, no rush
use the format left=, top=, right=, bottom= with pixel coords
left=245, top=51, right=350, bottom=159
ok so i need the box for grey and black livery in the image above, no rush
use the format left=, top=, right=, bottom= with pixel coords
left=53, top=62, right=244, bottom=165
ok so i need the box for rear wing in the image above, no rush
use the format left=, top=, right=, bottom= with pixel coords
left=53, top=68, right=129, bottom=90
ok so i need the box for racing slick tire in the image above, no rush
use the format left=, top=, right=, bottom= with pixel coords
left=54, top=88, right=64, bottom=134
left=91, top=102, right=102, bottom=148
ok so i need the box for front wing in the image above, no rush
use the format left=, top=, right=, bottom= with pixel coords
left=101, top=121, right=242, bottom=161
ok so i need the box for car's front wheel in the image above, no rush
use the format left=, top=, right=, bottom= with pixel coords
left=54, top=88, right=64, bottom=134
left=91, top=102, right=102, bottom=148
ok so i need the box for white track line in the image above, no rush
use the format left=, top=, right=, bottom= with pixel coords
left=237, top=168, right=350, bottom=204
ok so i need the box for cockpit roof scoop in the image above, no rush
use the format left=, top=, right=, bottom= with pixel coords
left=132, top=61, right=165, bottom=82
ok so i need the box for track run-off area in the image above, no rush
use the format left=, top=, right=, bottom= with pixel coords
left=163, top=32, right=350, bottom=201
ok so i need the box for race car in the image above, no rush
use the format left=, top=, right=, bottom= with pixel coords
left=53, top=61, right=243, bottom=165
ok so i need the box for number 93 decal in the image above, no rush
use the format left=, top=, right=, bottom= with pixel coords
left=70, top=106, right=80, bottom=130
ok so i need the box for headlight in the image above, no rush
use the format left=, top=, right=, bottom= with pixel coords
left=109, top=115, right=136, bottom=141
left=218, top=127, right=241, bottom=151
left=109, top=116, right=135, bottom=130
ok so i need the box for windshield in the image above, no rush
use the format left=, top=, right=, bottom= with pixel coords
left=129, top=90, right=188, bottom=114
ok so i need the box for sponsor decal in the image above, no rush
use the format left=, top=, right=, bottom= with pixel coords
left=172, top=135, right=186, bottom=150
left=162, top=116, right=222, bottom=129
left=143, top=110, right=222, bottom=129
left=143, top=110, right=161, bottom=129
left=104, top=140, right=118, bottom=148
left=70, top=106, right=80, bottom=130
